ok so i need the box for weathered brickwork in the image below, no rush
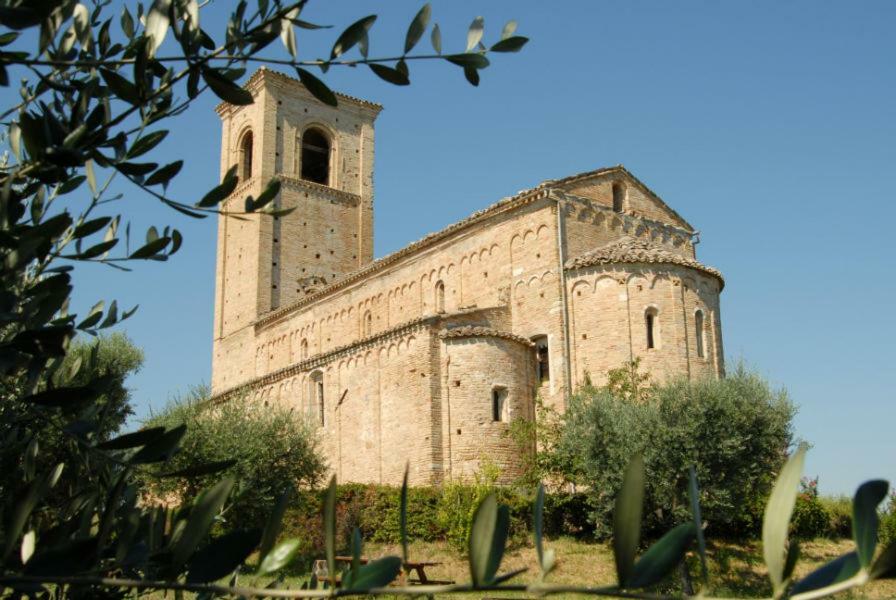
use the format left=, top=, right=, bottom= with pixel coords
left=210, top=68, right=726, bottom=485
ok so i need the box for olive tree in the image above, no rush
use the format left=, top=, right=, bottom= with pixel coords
left=140, top=387, right=326, bottom=531
left=556, top=364, right=796, bottom=539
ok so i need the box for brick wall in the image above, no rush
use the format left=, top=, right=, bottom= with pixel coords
left=209, top=69, right=727, bottom=485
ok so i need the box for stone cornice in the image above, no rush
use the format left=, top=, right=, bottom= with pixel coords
left=216, top=67, right=383, bottom=117
left=278, top=175, right=360, bottom=206
left=439, top=326, right=535, bottom=347
left=210, top=316, right=438, bottom=402
left=222, top=177, right=258, bottom=208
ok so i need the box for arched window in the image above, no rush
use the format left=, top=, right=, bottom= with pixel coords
left=612, top=182, right=625, bottom=213
left=301, top=127, right=330, bottom=185
left=645, top=307, right=658, bottom=349
left=532, top=335, right=550, bottom=383
left=694, top=310, right=705, bottom=358
left=363, top=310, right=372, bottom=336
left=434, top=280, right=445, bottom=313
left=239, top=131, right=253, bottom=181
left=310, top=371, right=325, bottom=426
left=492, top=387, right=509, bottom=422
left=300, top=338, right=308, bottom=360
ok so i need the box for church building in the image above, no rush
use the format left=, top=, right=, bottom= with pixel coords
left=210, top=68, right=725, bottom=485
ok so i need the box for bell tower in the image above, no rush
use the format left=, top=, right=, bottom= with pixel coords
left=211, top=68, right=381, bottom=392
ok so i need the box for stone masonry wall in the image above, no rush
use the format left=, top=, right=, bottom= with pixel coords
left=441, top=335, right=534, bottom=483
left=210, top=70, right=726, bottom=485
left=567, top=265, right=723, bottom=387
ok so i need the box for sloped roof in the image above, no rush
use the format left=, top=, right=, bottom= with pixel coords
left=566, top=237, right=724, bottom=288
left=548, top=165, right=694, bottom=232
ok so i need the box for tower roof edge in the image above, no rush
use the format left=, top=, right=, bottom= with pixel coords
left=214, top=66, right=383, bottom=116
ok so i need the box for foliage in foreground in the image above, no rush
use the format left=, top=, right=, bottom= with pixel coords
left=0, top=332, right=143, bottom=525
left=3, top=440, right=895, bottom=599
left=0, top=0, right=528, bottom=596
left=556, top=363, right=796, bottom=539
left=140, top=387, right=326, bottom=531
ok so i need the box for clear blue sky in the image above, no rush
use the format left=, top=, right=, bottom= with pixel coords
left=20, top=1, right=896, bottom=495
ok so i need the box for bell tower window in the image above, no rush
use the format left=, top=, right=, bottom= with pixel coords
left=301, top=127, right=330, bottom=185
left=239, top=130, right=253, bottom=181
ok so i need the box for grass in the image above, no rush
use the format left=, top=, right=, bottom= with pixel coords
left=218, top=537, right=896, bottom=599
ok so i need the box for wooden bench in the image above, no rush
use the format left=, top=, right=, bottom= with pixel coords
left=318, top=556, right=453, bottom=586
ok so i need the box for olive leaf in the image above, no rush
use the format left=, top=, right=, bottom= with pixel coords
left=853, top=479, right=889, bottom=567
left=762, top=442, right=808, bottom=593
left=296, top=67, right=337, bottom=107
left=468, top=494, right=509, bottom=587
left=404, top=4, right=431, bottom=54
left=614, top=454, right=645, bottom=587
left=170, top=477, right=235, bottom=568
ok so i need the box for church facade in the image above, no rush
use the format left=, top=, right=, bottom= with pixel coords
left=210, top=68, right=725, bottom=485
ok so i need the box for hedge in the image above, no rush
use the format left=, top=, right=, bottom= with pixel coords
left=278, top=483, right=592, bottom=565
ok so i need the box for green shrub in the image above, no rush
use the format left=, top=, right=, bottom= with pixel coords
left=359, top=485, right=443, bottom=543
left=435, top=463, right=500, bottom=551
left=141, top=388, right=326, bottom=531
left=881, top=492, right=896, bottom=547
left=791, top=496, right=832, bottom=539
left=556, top=363, right=795, bottom=539
left=275, top=479, right=589, bottom=562
left=819, top=495, right=852, bottom=539
left=542, top=491, right=594, bottom=538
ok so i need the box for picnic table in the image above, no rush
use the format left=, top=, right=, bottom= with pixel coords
left=312, top=556, right=453, bottom=587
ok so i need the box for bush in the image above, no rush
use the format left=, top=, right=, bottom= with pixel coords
left=542, top=490, right=594, bottom=538
left=360, top=485, right=443, bottom=543
left=818, top=495, right=852, bottom=539
left=881, top=492, right=896, bottom=547
left=556, top=363, right=795, bottom=539
left=274, top=480, right=590, bottom=563
left=435, top=461, right=504, bottom=551
left=791, top=496, right=831, bottom=539
left=141, top=387, right=326, bottom=531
